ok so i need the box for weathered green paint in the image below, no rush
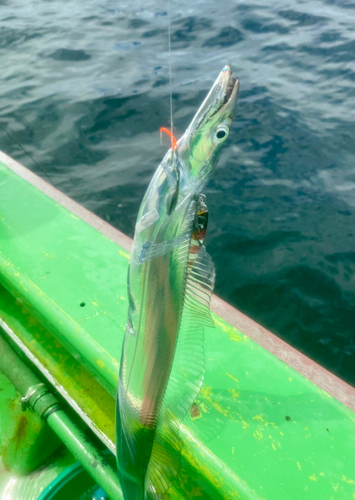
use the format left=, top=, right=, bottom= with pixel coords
left=0, top=333, right=124, bottom=500
left=0, top=160, right=354, bottom=500
left=0, top=371, right=62, bottom=475
left=0, top=288, right=208, bottom=500
left=0, top=365, right=203, bottom=499
left=0, top=284, right=116, bottom=450
left=0, top=163, right=122, bottom=396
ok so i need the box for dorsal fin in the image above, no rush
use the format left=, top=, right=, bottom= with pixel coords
left=145, top=244, right=215, bottom=498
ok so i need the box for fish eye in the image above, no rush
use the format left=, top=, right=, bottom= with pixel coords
left=197, top=215, right=206, bottom=228
left=214, top=125, right=229, bottom=142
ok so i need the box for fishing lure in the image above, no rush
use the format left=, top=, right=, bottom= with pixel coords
left=116, top=64, right=239, bottom=500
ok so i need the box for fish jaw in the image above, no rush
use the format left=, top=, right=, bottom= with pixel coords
left=176, top=64, right=239, bottom=188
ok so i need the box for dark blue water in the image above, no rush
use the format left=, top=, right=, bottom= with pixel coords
left=1, top=0, right=354, bottom=384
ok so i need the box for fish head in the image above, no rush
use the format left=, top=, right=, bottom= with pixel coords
left=176, top=64, right=239, bottom=189
left=132, top=65, right=238, bottom=245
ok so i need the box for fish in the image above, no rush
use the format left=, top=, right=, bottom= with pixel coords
left=116, top=64, right=239, bottom=500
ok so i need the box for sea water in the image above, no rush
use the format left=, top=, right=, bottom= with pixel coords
left=0, top=0, right=354, bottom=384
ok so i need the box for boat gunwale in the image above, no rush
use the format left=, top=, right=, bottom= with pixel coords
left=1, top=149, right=354, bottom=412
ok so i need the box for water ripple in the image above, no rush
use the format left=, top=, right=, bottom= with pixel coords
left=0, top=0, right=354, bottom=384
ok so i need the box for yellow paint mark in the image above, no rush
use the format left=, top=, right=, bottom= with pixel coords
left=342, top=476, right=354, bottom=485
left=96, top=359, right=105, bottom=369
left=228, top=388, right=240, bottom=399
left=200, top=386, right=230, bottom=417
left=91, top=301, right=98, bottom=306
left=232, top=447, right=235, bottom=455
left=227, top=331, right=243, bottom=342
left=280, top=431, right=284, bottom=436
left=271, top=443, right=277, bottom=451
left=201, top=386, right=212, bottom=398
left=226, top=372, right=239, bottom=384
left=119, top=249, right=130, bottom=260
left=120, top=296, right=126, bottom=301
left=277, top=441, right=281, bottom=448
left=235, top=413, right=249, bottom=429
left=297, top=462, right=302, bottom=471
left=332, top=483, right=339, bottom=492
left=41, top=250, right=56, bottom=259
left=70, top=213, right=79, bottom=220
left=214, top=401, right=229, bottom=416
left=309, top=474, right=317, bottom=482
left=318, top=387, right=332, bottom=399
left=214, top=317, right=245, bottom=342
left=253, top=430, right=263, bottom=440
left=253, top=414, right=265, bottom=423
left=319, top=473, right=324, bottom=476
left=288, top=377, right=292, bottom=381
left=199, top=403, right=208, bottom=414
left=304, top=427, right=308, bottom=430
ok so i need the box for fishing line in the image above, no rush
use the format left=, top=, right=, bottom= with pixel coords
left=0, top=123, right=53, bottom=185
left=167, top=0, right=174, bottom=149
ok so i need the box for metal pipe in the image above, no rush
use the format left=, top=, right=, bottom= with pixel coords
left=47, top=410, right=123, bottom=499
left=0, top=333, right=123, bottom=500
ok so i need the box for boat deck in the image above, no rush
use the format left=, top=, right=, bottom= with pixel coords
left=0, top=151, right=354, bottom=500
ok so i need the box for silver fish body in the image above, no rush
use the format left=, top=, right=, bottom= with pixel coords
left=116, top=64, right=239, bottom=500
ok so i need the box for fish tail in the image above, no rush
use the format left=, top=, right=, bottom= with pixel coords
left=116, top=395, right=157, bottom=499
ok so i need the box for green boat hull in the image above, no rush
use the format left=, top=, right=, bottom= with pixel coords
left=0, top=151, right=354, bottom=500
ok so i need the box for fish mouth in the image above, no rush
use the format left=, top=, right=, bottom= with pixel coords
left=219, top=64, right=239, bottom=111
left=224, top=76, right=238, bottom=104
left=177, top=64, right=239, bottom=143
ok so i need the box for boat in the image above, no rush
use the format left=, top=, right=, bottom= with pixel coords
left=0, top=149, right=354, bottom=500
